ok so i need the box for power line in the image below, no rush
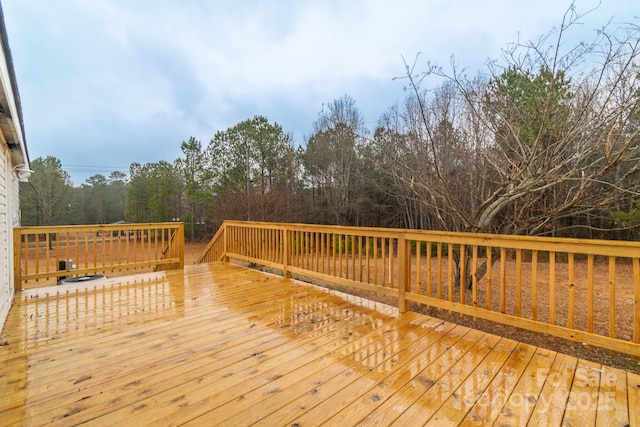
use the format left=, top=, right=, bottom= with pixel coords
left=62, top=164, right=129, bottom=173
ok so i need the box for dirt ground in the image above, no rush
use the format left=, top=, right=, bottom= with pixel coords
left=184, top=242, right=210, bottom=265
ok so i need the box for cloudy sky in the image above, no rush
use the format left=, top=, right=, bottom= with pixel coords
left=2, top=0, right=637, bottom=185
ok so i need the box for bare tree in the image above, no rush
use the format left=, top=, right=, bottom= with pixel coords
left=376, top=7, right=640, bottom=237
left=372, top=7, right=640, bottom=287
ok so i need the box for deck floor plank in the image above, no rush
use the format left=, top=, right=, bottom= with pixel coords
left=204, top=313, right=443, bottom=426
left=423, top=337, right=519, bottom=425
left=594, top=365, right=629, bottom=427
left=457, top=341, right=537, bottom=426
left=527, top=351, right=578, bottom=426
left=16, top=298, right=349, bottom=424
left=628, top=372, right=640, bottom=427
left=386, top=333, right=503, bottom=426
left=249, top=320, right=465, bottom=427
left=1, top=261, right=638, bottom=426
left=180, top=313, right=427, bottom=426
left=134, top=310, right=397, bottom=426
left=561, top=358, right=602, bottom=427
left=34, top=301, right=381, bottom=423
left=1, top=275, right=347, bottom=414
left=323, top=328, right=490, bottom=426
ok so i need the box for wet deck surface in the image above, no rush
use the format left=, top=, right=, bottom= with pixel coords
left=1, top=262, right=639, bottom=426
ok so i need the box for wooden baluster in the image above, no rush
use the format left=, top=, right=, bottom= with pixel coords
left=321, top=233, right=326, bottom=275
left=93, top=230, right=98, bottom=269
left=351, top=234, right=356, bottom=281
left=332, top=233, right=337, bottom=277
left=398, top=234, right=408, bottom=313
left=357, top=235, right=362, bottom=282
left=365, top=236, right=370, bottom=284
left=308, top=231, right=312, bottom=270
left=416, top=240, right=422, bottom=295
left=373, top=237, right=378, bottom=287
left=568, top=252, right=575, bottom=330
left=587, top=254, right=594, bottom=334
left=501, top=247, right=507, bottom=315
left=633, top=258, right=640, bottom=343
left=486, top=246, right=492, bottom=311
left=35, top=233, right=40, bottom=279
left=459, top=244, right=466, bottom=306
left=448, top=243, right=454, bottom=303
left=381, top=237, right=387, bottom=286
left=45, top=233, right=50, bottom=274
left=426, top=241, right=432, bottom=297
left=531, top=250, right=537, bottom=322
left=515, top=248, right=522, bottom=317
left=388, top=239, right=394, bottom=288
left=339, top=234, right=343, bottom=279
left=315, top=232, right=320, bottom=272
left=609, top=256, right=616, bottom=339
left=436, top=242, right=442, bottom=299
left=549, top=251, right=556, bottom=326
left=283, top=228, right=290, bottom=278
left=472, top=245, right=478, bottom=308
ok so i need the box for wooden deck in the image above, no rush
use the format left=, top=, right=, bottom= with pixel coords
left=1, top=262, right=639, bottom=426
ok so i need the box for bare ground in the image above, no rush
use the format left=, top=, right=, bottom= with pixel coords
left=184, top=242, right=210, bottom=265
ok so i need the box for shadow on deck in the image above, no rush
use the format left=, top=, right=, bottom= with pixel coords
left=1, top=262, right=639, bottom=426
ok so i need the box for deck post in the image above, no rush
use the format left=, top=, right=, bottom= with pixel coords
left=282, top=227, right=291, bottom=279
left=178, top=223, right=185, bottom=269
left=13, top=228, right=22, bottom=291
left=222, top=223, right=229, bottom=263
left=398, top=233, right=410, bottom=313
left=634, top=258, right=640, bottom=344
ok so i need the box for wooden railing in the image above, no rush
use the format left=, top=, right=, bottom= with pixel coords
left=197, top=224, right=227, bottom=264
left=198, top=220, right=640, bottom=356
left=14, top=222, right=184, bottom=290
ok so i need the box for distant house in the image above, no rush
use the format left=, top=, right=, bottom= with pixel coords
left=0, top=3, right=30, bottom=329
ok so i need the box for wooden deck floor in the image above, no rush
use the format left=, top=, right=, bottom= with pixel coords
left=1, top=262, right=639, bottom=426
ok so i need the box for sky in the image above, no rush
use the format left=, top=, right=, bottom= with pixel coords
left=2, top=0, right=638, bottom=185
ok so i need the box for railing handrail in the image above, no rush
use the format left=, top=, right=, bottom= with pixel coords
left=18, top=222, right=181, bottom=232
left=198, top=220, right=640, bottom=357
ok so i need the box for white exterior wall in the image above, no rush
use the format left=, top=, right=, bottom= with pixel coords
left=0, top=142, right=12, bottom=330
left=0, top=5, right=29, bottom=331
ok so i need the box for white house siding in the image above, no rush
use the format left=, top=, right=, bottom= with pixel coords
left=0, top=2, right=30, bottom=332
left=0, top=143, right=11, bottom=330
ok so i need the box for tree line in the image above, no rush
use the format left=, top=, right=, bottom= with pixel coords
left=19, top=11, right=640, bottom=242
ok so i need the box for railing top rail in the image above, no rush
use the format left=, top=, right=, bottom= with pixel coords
left=17, top=222, right=183, bottom=233
left=223, top=221, right=402, bottom=238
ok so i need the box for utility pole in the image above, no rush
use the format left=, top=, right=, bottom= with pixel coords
left=246, top=140, right=251, bottom=221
